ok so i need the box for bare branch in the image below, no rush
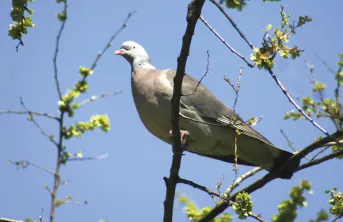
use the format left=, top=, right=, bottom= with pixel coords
left=266, top=68, right=330, bottom=136
left=39, top=209, right=44, bottom=222
left=19, top=97, right=58, bottom=147
left=53, top=1, right=68, bottom=100
left=0, top=110, right=59, bottom=120
left=77, top=91, right=122, bottom=108
left=332, top=214, right=343, bottom=222
left=90, top=11, right=136, bottom=71
left=224, top=66, right=243, bottom=112
left=9, top=160, right=56, bottom=175
left=182, top=51, right=210, bottom=96
left=68, top=154, right=108, bottom=162
left=199, top=16, right=254, bottom=68
left=208, top=0, right=254, bottom=50
left=310, top=146, right=330, bottom=161
left=0, top=218, right=24, bottom=222
left=295, top=148, right=343, bottom=172
left=280, top=129, right=297, bottom=153
left=178, top=178, right=221, bottom=198
left=164, top=1, right=206, bottom=222
left=248, top=213, right=265, bottom=222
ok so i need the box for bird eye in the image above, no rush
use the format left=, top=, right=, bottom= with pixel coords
left=132, top=46, right=136, bottom=49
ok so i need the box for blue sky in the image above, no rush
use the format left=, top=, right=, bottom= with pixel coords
left=0, top=0, right=342, bottom=221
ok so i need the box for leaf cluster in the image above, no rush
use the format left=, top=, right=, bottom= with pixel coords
left=326, top=187, right=343, bottom=218
left=272, top=180, right=311, bottom=222
left=250, top=7, right=312, bottom=69
left=8, top=0, right=35, bottom=43
left=178, top=195, right=233, bottom=222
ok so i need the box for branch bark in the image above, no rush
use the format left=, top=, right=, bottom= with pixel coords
left=163, top=1, right=206, bottom=221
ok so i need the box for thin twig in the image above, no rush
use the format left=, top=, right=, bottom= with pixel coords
left=0, top=110, right=59, bottom=120
left=266, top=68, right=330, bottom=136
left=68, top=154, right=108, bottom=161
left=178, top=178, right=221, bottom=198
left=215, top=175, right=225, bottom=194
left=77, top=91, right=122, bottom=108
left=164, top=1, right=206, bottom=222
left=199, top=16, right=254, bottom=68
left=332, top=214, right=343, bottom=222
left=209, top=0, right=254, bottom=49
left=295, top=148, right=343, bottom=172
left=19, top=97, right=58, bottom=147
left=233, top=133, right=239, bottom=177
left=280, top=129, right=310, bottom=161
left=310, top=146, right=330, bottom=161
left=10, top=160, right=56, bottom=175
left=182, top=51, right=210, bottom=96
left=39, top=208, right=44, bottom=222
left=90, top=11, right=136, bottom=71
left=248, top=213, right=265, bottom=222
left=280, top=129, right=297, bottom=153
left=224, top=66, right=243, bottom=112
left=53, top=1, right=68, bottom=100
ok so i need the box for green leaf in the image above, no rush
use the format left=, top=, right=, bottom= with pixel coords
left=313, top=82, right=326, bottom=92
left=233, top=192, right=253, bottom=219
left=79, top=66, right=93, bottom=77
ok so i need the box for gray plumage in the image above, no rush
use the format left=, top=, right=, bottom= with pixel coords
left=115, top=41, right=299, bottom=179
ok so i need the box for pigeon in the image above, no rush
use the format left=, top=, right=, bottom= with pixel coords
left=115, top=41, right=299, bottom=179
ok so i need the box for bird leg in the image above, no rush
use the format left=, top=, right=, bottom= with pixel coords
left=169, top=129, right=190, bottom=150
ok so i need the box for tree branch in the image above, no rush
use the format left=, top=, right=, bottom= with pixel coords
left=0, top=110, right=59, bottom=120
left=0, top=218, right=23, bottom=222
left=9, top=160, right=56, bottom=175
left=90, top=11, right=136, bottom=71
left=224, top=66, right=244, bottom=112
left=164, top=1, right=206, bottom=221
left=182, top=51, right=210, bottom=97
left=53, top=0, right=68, bottom=100
left=19, top=97, right=58, bottom=147
left=178, top=178, right=221, bottom=198
left=224, top=167, right=262, bottom=196
left=199, top=16, right=254, bottom=67
left=266, top=68, right=330, bottom=137
left=198, top=129, right=343, bottom=221
left=248, top=212, right=265, bottom=222
left=77, top=91, right=121, bottom=108
left=68, top=154, right=108, bottom=162
left=295, top=149, right=343, bottom=172
left=208, top=0, right=254, bottom=49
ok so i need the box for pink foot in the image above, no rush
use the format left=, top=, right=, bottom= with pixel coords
left=169, top=130, right=190, bottom=147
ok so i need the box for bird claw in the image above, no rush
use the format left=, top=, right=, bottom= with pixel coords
left=169, top=129, right=190, bottom=150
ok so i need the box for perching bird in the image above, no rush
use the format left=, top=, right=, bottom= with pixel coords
left=115, top=41, right=299, bottom=179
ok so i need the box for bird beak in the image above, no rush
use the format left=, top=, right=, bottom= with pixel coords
left=114, top=49, right=125, bottom=55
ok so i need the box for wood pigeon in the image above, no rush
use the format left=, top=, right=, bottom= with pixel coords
left=115, top=41, right=299, bottom=179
